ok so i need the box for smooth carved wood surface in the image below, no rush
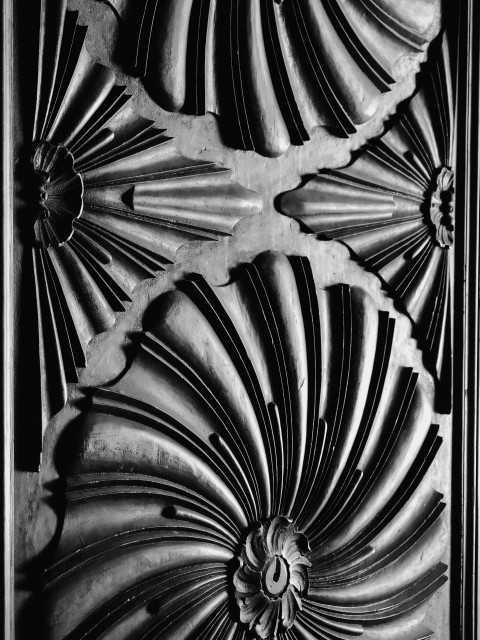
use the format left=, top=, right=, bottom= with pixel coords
left=280, top=37, right=454, bottom=413
left=28, top=1, right=262, bottom=443
left=98, top=0, right=441, bottom=156
left=42, top=252, right=446, bottom=640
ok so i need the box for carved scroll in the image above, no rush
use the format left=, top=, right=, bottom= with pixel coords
left=42, top=251, right=446, bottom=640
left=280, top=38, right=454, bottom=412
left=99, top=0, right=441, bottom=156
left=27, top=0, right=262, bottom=446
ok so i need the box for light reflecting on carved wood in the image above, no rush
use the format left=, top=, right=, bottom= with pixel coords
left=98, top=0, right=441, bottom=156
left=28, top=1, right=262, bottom=442
left=43, top=251, right=446, bottom=640
left=280, top=38, right=454, bottom=412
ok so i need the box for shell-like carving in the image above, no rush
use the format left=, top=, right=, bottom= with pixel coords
left=100, top=0, right=441, bottom=156
left=27, top=1, right=261, bottom=445
left=43, top=252, right=446, bottom=639
left=280, top=39, right=454, bottom=411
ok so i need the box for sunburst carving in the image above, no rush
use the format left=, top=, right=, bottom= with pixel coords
left=280, top=38, right=454, bottom=411
left=98, top=0, right=441, bottom=156
left=42, top=251, right=446, bottom=639
left=25, top=1, right=262, bottom=445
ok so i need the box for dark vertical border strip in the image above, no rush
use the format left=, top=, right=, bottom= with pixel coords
left=2, top=0, right=14, bottom=635
left=453, top=0, right=480, bottom=636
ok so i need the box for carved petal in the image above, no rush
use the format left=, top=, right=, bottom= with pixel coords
left=240, top=594, right=270, bottom=630
left=290, top=564, right=309, bottom=594
left=233, top=562, right=262, bottom=596
left=245, top=526, right=270, bottom=571
left=281, top=587, right=299, bottom=629
left=265, top=516, right=295, bottom=556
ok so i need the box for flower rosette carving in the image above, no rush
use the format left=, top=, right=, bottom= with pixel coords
left=100, top=0, right=441, bottom=156
left=430, top=167, right=455, bottom=248
left=280, top=38, right=455, bottom=411
left=24, top=0, right=261, bottom=451
left=31, top=141, right=84, bottom=246
left=234, top=518, right=311, bottom=637
left=43, top=251, right=447, bottom=640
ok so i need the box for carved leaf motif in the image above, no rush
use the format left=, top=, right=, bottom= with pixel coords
left=280, top=39, right=454, bottom=411
left=100, top=0, right=441, bottom=156
left=43, top=251, right=446, bottom=640
left=28, top=1, right=262, bottom=439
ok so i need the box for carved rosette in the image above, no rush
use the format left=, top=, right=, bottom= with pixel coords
left=28, top=1, right=262, bottom=442
left=31, top=141, right=84, bottom=246
left=43, top=252, right=446, bottom=640
left=100, top=0, right=441, bottom=156
left=430, top=167, right=455, bottom=248
left=280, top=39, right=454, bottom=411
left=234, top=518, right=311, bottom=637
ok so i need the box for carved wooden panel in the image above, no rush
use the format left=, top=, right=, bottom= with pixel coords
left=8, top=0, right=475, bottom=639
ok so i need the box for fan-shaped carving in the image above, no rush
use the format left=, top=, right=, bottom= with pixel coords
left=99, top=0, right=441, bottom=157
left=280, top=39, right=454, bottom=411
left=43, top=251, right=446, bottom=639
left=27, top=1, right=262, bottom=439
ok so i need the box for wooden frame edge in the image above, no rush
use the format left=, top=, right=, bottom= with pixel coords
left=0, top=1, right=477, bottom=639
left=452, top=0, right=480, bottom=636
left=2, top=0, right=14, bottom=636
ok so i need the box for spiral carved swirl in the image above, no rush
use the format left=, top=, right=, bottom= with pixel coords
left=42, top=251, right=446, bottom=640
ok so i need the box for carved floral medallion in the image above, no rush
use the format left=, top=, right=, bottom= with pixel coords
left=234, top=518, right=311, bottom=638
left=430, top=167, right=455, bottom=248
left=31, top=141, right=84, bottom=247
left=280, top=39, right=455, bottom=411
left=25, top=1, right=261, bottom=450
left=42, top=251, right=446, bottom=640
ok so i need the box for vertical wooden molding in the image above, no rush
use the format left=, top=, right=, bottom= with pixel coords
left=2, top=0, right=14, bottom=636
left=454, top=0, right=480, bottom=636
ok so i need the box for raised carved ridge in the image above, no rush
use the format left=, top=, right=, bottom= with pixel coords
left=27, top=1, right=262, bottom=443
left=280, top=38, right=454, bottom=412
left=42, top=251, right=446, bottom=639
left=99, top=0, right=441, bottom=156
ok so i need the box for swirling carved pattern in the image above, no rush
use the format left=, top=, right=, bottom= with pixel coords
left=101, top=0, right=441, bottom=156
left=43, top=252, right=447, bottom=639
left=280, top=39, right=454, bottom=411
left=29, top=1, right=262, bottom=437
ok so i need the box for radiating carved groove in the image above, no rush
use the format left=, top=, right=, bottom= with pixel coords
left=280, top=38, right=454, bottom=411
left=100, top=0, right=441, bottom=156
left=44, top=252, right=446, bottom=639
left=28, top=1, right=262, bottom=442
